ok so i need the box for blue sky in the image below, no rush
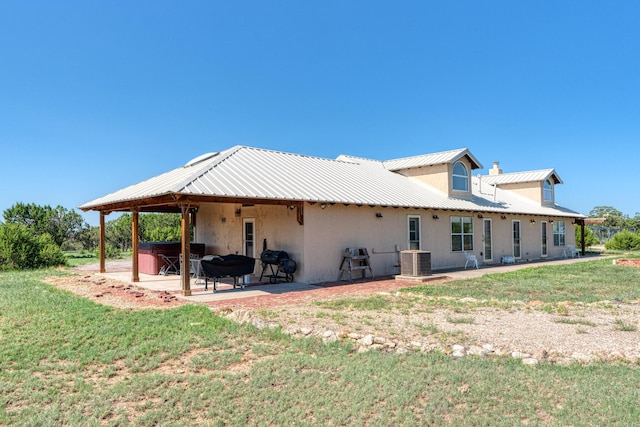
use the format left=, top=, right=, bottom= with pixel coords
left=1, top=1, right=638, bottom=226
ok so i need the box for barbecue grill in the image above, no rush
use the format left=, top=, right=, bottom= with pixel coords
left=200, top=254, right=255, bottom=292
left=259, top=249, right=297, bottom=283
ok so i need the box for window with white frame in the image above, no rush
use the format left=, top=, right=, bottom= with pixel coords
left=408, top=215, right=421, bottom=250
left=452, top=161, right=469, bottom=192
left=543, top=179, right=553, bottom=202
left=451, top=216, right=473, bottom=252
left=553, top=221, right=565, bottom=246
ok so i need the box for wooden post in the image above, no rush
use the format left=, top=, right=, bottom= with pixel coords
left=132, top=210, right=140, bottom=282
left=99, top=212, right=106, bottom=273
left=580, top=219, right=586, bottom=256
left=181, top=205, right=192, bottom=296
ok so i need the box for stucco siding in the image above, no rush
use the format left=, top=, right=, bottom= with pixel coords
left=195, top=202, right=578, bottom=284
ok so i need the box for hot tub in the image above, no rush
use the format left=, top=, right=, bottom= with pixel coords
left=138, top=242, right=206, bottom=275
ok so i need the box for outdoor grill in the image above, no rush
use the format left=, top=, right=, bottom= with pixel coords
left=259, top=249, right=297, bottom=283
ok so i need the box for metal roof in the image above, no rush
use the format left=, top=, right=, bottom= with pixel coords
left=382, top=148, right=483, bottom=171
left=79, top=145, right=582, bottom=218
left=481, top=169, right=563, bottom=185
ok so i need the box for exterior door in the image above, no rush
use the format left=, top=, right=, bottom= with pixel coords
left=243, top=218, right=255, bottom=258
left=408, top=215, right=421, bottom=250
left=512, top=220, right=521, bottom=259
left=541, top=221, right=548, bottom=257
left=483, top=219, right=493, bottom=262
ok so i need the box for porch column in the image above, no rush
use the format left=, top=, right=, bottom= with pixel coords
left=580, top=219, right=586, bottom=256
left=181, top=205, right=192, bottom=296
left=131, top=209, right=140, bottom=282
left=99, top=212, right=106, bottom=273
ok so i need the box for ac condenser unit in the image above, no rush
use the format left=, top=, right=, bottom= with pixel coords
left=400, top=250, right=431, bottom=277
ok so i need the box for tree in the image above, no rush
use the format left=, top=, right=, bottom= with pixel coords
left=3, top=202, right=88, bottom=249
left=104, top=213, right=185, bottom=251
left=105, top=214, right=133, bottom=251
left=139, top=213, right=182, bottom=242
left=588, top=206, right=625, bottom=228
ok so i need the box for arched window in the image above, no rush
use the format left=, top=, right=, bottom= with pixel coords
left=452, top=161, right=469, bottom=191
left=543, top=179, right=553, bottom=202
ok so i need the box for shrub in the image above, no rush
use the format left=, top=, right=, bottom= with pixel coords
left=576, top=224, right=599, bottom=247
left=604, top=230, right=640, bottom=251
left=0, top=223, right=67, bottom=270
left=94, top=244, right=122, bottom=259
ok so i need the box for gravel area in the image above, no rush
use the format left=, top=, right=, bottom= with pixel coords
left=236, top=293, right=640, bottom=365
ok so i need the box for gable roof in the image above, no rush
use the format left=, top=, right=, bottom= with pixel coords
left=79, top=145, right=582, bottom=218
left=481, top=169, right=563, bottom=185
left=382, top=148, right=483, bottom=171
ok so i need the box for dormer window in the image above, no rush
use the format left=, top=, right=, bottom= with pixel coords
left=452, top=161, right=469, bottom=191
left=543, top=179, right=553, bottom=202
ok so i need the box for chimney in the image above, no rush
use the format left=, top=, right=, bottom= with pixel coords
left=489, top=161, right=502, bottom=176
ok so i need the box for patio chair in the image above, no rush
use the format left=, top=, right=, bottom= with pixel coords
left=567, top=245, right=580, bottom=258
left=158, top=254, right=180, bottom=275
left=463, top=251, right=479, bottom=269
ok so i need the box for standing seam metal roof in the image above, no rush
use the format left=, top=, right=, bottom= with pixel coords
left=79, top=145, right=582, bottom=218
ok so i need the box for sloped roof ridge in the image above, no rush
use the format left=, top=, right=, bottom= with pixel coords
left=236, top=145, right=359, bottom=165
left=385, top=147, right=468, bottom=163
left=482, top=168, right=562, bottom=184
left=384, top=147, right=483, bottom=171
left=335, top=154, right=385, bottom=167
left=483, top=167, right=556, bottom=176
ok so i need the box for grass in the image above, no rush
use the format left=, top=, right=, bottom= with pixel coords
left=2, top=261, right=640, bottom=425
left=614, top=319, right=638, bottom=332
left=405, top=258, right=640, bottom=304
left=554, top=318, right=598, bottom=327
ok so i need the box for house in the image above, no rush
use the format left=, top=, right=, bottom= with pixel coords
left=79, top=145, right=585, bottom=295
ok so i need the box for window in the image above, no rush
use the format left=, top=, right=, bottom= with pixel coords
left=451, top=216, right=473, bottom=252
left=543, top=179, right=553, bottom=202
left=408, top=215, right=421, bottom=250
left=553, top=221, right=566, bottom=246
left=452, top=161, right=469, bottom=192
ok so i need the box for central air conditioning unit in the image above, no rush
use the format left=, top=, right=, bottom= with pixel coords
left=400, top=250, right=431, bottom=277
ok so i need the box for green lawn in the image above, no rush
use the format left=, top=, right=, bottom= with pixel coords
left=1, top=260, right=640, bottom=426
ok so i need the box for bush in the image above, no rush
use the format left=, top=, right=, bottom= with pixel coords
left=94, top=244, right=122, bottom=259
left=604, top=230, right=640, bottom=251
left=576, top=225, right=599, bottom=247
left=0, top=223, right=67, bottom=271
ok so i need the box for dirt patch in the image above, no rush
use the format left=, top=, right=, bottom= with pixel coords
left=614, top=259, right=640, bottom=267
left=46, top=273, right=187, bottom=310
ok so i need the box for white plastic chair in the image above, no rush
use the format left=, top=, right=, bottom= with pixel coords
left=567, top=245, right=580, bottom=258
left=463, top=251, right=479, bottom=269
